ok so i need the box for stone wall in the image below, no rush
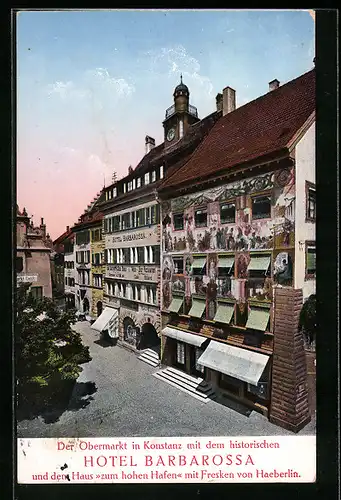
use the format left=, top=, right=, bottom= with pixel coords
left=269, top=287, right=311, bottom=432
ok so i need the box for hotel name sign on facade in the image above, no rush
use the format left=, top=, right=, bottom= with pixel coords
left=105, top=227, right=159, bottom=249
left=106, top=264, right=158, bottom=283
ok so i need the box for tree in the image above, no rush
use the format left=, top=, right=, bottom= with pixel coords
left=299, top=294, right=316, bottom=346
left=16, top=283, right=91, bottom=413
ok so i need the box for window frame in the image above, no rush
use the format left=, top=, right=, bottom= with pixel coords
left=305, top=241, right=316, bottom=280
left=173, top=212, right=184, bottom=231
left=305, top=181, right=316, bottom=222
left=251, top=192, right=272, bottom=221
left=194, top=207, right=208, bottom=228
left=220, top=200, right=236, bottom=225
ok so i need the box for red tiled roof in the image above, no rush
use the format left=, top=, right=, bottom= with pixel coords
left=159, top=69, right=315, bottom=191
left=53, top=229, right=73, bottom=245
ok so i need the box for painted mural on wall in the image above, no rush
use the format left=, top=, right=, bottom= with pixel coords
left=273, top=251, right=294, bottom=286
left=161, top=168, right=295, bottom=323
left=162, top=168, right=295, bottom=254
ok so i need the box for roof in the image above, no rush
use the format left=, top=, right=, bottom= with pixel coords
left=53, top=228, right=73, bottom=245
left=160, top=69, right=315, bottom=191
left=103, top=110, right=221, bottom=193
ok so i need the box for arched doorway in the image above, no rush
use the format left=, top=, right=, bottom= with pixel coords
left=97, top=301, right=103, bottom=317
left=123, top=317, right=139, bottom=348
left=83, top=297, right=90, bottom=313
left=140, top=322, right=160, bottom=351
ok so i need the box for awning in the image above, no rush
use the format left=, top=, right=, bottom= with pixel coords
left=246, top=308, right=270, bottom=331
left=248, top=255, right=271, bottom=271
left=91, top=307, right=118, bottom=332
left=197, top=340, right=270, bottom=386
left=218, top=256, right=234, bottom=268
left=162, top=326, right=207, bottom=347
left=188, top=298, right=206, bottom=318
left=168, top=295, right=183, bottom=313
left=214, top=303, right=234, bottom=324
left=191, top=257, right=206, bottom=272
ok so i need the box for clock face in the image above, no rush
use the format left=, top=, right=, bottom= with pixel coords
left=167, top=128, right=175, bottom=141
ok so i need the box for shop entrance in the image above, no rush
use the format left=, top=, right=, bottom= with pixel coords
left=139, top=322, right=160, bottom=352
left=173, top=342, right=205, bottom=377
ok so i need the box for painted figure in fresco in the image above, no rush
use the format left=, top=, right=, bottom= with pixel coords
left=226, top=227, right=236, bottom=250
left=235, top=227, right=249, bottom=251
left=208, top=258, right=217, bottom=280
left=274, top=252, right=293, bottom=286
left=207, top=279, right=217, bottom=299
left=237, top=253, right=249, bottom=279
left=163, top=263, right=172, bottom=281
left=194, top=276, right=206, bottom=295
left=209, top=227, right=218, bottom=250
left=173, top=278, right=185, bottom=293
left=162, top=282, right=171, bottom=309
left=185, top=256, right=192, bottom=275
left=216, top=227, right=225, bottom=249
left=282, top=219, right=293, bottom=246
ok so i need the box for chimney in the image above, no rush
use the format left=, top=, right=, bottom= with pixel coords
left=128, top=165, right=134, bottom=175
left=216, top=93, right=223, bottom=112
left=40, top=217, right=46, bottom=238
left=269, top=79, right=280, bottom=92
left=66, top=225, right=70, bottom=232
left=222, top=87, right=236, bottom=116
left=41, top=217, right=44, bottom=225
left=145, top=136, right=156, bottom=155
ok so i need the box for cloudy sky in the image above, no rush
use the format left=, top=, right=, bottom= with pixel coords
left=17, top=9, right=315, bottom=239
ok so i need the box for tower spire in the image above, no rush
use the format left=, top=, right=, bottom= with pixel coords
left=180, top=73, right=183, bottom=84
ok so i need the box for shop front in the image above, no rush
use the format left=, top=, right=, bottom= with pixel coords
left=161, top=326, right=209, bottom=377
left=197, top=341, right=271, bottom=415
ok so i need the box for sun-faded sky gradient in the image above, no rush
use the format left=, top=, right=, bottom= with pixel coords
left=17, top=9, right=314, bottom=239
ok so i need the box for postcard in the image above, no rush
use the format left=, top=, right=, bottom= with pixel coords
left=16, top=8, right=317, bottom=485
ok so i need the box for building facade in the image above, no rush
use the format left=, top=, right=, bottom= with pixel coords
left=53, top=226, right=76, bottom=309
left=90, top=220, right=105, bottom=318
left=71, top=192, right=105, bottom=317
left=158, top=69, right=315, bottom=432
left=96, top=77, right=221, bottom=352
left=16, top=207, right=53, bottom=298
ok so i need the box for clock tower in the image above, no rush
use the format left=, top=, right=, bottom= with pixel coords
left=163, top=75, right=200, bottom=147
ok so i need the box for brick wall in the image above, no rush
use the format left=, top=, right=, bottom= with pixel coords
left=269, top=287, right=311, bottom=432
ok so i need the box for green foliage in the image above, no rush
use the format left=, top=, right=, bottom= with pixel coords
left=299, top=294, right=316, bottom=345
left=16, top=283, right=91, bottom=410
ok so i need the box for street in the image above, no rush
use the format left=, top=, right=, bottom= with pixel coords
left=17, top=321, right=316, bottom=438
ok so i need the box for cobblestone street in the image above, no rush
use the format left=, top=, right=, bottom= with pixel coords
left=17, top=321, right=316, bottom=438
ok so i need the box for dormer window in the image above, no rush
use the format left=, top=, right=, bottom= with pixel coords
left=132, top=178, right=136, bottom=190
left=152, top=171, right=156, bottom=182
left=123, top=183, right=127, bottom=194
left=128, top=181, right=133, bottom=192
left=179, top=119, right=184, bottom=138
left=160, top=165, right=164, bottom=179
left=137, top=177, right=141, bottom=188
left=113, top=187, right=117, bottom=198
left=145, top=173, right=150, bottom=185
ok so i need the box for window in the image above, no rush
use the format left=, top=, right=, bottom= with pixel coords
left=195, top=209, right=207, bottom=227
left=191, top=256, right=206, bottom=275
left=144, top=172, right=150, bottom=185
left=113, top=187, right=117, bottom=198
left=128, top=181, right=133, bottom=192
left=151, top=171, right=156, bottom=182
left=219, top=374, right=241, bottom=395
left=173, top=257, right=184, bottom=274
left=179, top=119, right=184, bottom=139
left=137, top=247, right=144, bottom=263
left=305, top=243, right=316, bottom=278
left=136, top=178, right=141, bottom=188
left=306, top=182, right=316, bottom=221
left=30, top=286, right=43, bottom=300
left=252, top=195, right=271, bottom=220
left=220, top=202, right=236, bottom=224
left=16, top=256, right=23, bottom=273
left=122, top=213, right=131, bottom=230
left=92, top=253, right=101, bottom=265
left=173, top=213, right=184, bottom=230
left=123, top=183, right=126, bottom=193
left=218, top=256, right=234, bottom=277
left=160, top=165, right=164, bottom=179
left=137, top=208, right=145, bottom=227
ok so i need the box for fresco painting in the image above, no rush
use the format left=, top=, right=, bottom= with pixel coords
left=161, top=169, right=296, bottom=324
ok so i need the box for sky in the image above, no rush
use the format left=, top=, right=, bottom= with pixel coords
left=17, top=9, right=315, bottom=240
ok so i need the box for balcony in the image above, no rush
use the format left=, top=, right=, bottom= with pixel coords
left=165, top=104, right=198, bottom=120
